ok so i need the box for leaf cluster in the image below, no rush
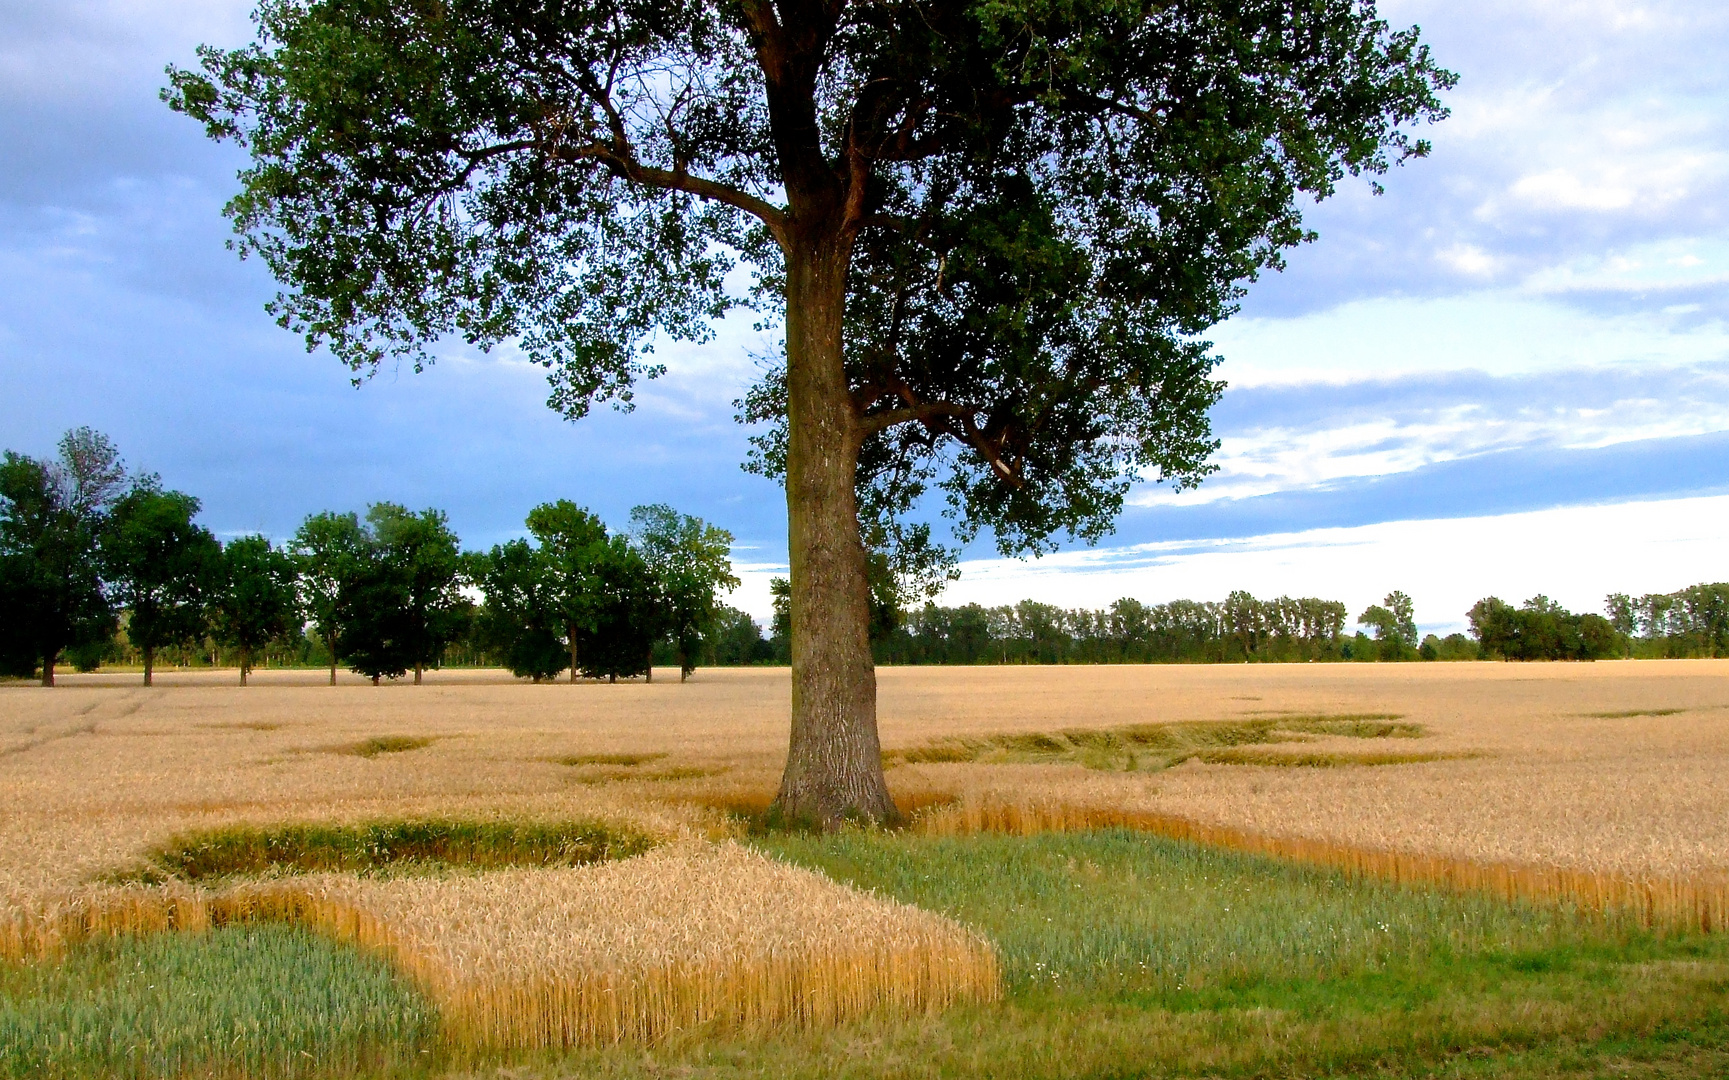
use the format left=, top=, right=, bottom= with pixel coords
left=167, top=0, right=1455, bottom=567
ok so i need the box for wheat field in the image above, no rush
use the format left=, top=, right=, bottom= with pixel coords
left=5, top=660, right=1729, bottom=1046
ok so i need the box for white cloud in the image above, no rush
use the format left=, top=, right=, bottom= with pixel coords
left=1209, top=295, right=1729, bottom=385
left=1508, top=168, right=1638, bottom=211
left=933, top=494, right=1729, bottom=634
left=1436, top=243, right=1500, bottom=277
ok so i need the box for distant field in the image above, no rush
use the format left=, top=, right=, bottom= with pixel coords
left=4, top=662, right=1729, bottom=1076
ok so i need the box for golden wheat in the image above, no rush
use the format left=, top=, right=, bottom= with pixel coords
left=7, top=661, right=1729, bottom=1012
left=0, top=842, right=998, bottom=1048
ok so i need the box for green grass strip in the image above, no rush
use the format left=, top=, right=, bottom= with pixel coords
left=756, top=828, right=1633, bottom=997
left=132, top=819, right=654, bottom=882
left=0, top=924, right=436, bottom=1079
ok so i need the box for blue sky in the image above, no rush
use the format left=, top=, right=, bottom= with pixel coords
left=2, top=0, right=1727, bottom=632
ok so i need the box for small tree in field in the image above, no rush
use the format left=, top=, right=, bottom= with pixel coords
left=290, top=510, right=367, bottom=684
left=169, top=0, right=1452, bottom=824
left=0, top=429, right=124, bottom=685
left=1358, top=590, right=1417, bottom=661
left=338, top=544, right=415, bottom=685
left=367, top=504, right=467, bottom=683
left=474, top=540, right=568, bottom=683
left=524, top=501, right=611, bottom=683
left=213, top=534, right=301, bottom=685
left=575, top=537, right=659, bottom=682
left=103, top=485, right=220, bottom=686
left=630, top=504, right=740, bottom=681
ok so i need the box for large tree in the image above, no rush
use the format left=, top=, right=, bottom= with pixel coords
left=0, top=429, right=126, bottom=685
left=167, top=0, right=1451, bottom=824
left=103, top=485, right=221, bottom=686
left=213, top=534, right=302, bottom=684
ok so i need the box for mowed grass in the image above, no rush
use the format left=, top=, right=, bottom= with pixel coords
left=0, top=924, right=436, bottom=1079
left=754, top=829, right=1619, bottom=995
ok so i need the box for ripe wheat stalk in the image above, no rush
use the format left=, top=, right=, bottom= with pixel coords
left=0, top=841, right=999, bottom=1048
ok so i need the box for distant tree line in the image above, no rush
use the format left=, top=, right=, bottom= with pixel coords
left=0, top=430, right=737, bottom=685
left=736, top=583, right=1659, bottom=666
left=10, top=431, right=1724, bottom=681
left=1604, top=585, right=1729, bottom=658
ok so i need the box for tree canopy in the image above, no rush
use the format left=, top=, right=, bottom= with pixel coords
left=0, top=429, right=124, bottom=684
left=102, top=485, right=221, bottom=686
left=212, top=535, right=302, bottom=684
left=289, top=510, right=368, bottom=684
left=166, top=0, right=1454, bottom=822
left=630, top=504, right=740, bottom=680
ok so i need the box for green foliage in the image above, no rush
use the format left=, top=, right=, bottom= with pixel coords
left=701, top=604, right=773, bottom=666
left=1420, top=632, right=1480, bottom=661
left=875, top=591, right=1350, bottom=664
left=289, top=511, right=368, bottom=673
left=0, top=925, right=436, bottom=1079
left=574, top=535, right=658, bottom=681
left=100, top=483, right=221, bottom=674
left=0, top=430, right=125, bottom=680
left=1469, top=595, right=1623, bottom=661
left=1609, top=583, right=1729, bottom=658
left=365, top=504, right=468, bottom=675
left=135, top=819, right=653, bottom=881
left=166, top=0, right=1454, bottom=575
left=212, top=535, right=302, bottom=678
left=891, top=715, right=1419, bottom=772
left=630, top=504, right=739, bottom=679
left=473, top=539, right=568, bottom=681
left=1358, top=590, right=1418, bottom=660
left=757, top=830, right=1619, bottom=996
left=524, top=500, right=611, bottom=674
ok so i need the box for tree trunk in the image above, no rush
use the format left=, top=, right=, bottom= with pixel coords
left=328, top=629, right=338, bottom=686
left=372, top=674, right=380, bottom=686
left=414, top=662, right=422, bottom=685
left=240, top=645, right=249, bottom=687
left=40, top=652, right=55, bottom=688
left=143, top=646, right=154, bottom=687
left=568, top=626, right=578, bottom=683
left=770, top=238, right=896, bottom=828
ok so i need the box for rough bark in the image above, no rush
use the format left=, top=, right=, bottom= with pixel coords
left=40, top=653, right=55, bottom=688
left=413, top=662, right=423, bottom=685
left=769, top=238, right=897, bottom=828
left=143, top=646, right=154, bottom=688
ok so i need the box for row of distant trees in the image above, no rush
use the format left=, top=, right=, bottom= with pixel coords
left=0, top=430, right=738, bottom=686
left=9, top=432, right=1725, bottom=683
left=756, top=587, right=1699, bottom=666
